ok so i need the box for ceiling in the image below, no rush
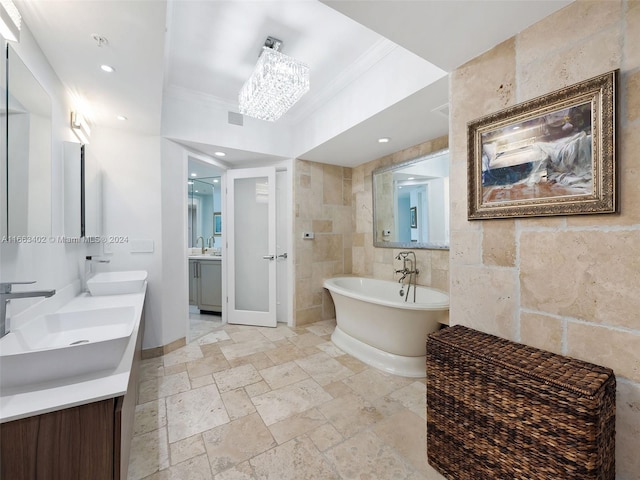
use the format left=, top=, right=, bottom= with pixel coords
left=17, top=0, right=572, bottom=168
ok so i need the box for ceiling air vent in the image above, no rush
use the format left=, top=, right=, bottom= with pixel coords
left=228, top=111, right=244, bottom=126
left=432, top=103, right=450, bottom=118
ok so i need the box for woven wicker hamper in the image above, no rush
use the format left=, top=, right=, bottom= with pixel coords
left=426, top=325, right=616, bottom=480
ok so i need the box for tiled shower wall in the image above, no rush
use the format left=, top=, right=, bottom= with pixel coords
left=449, top=1, right=640, bottom=477
left=351, top=136, right=449, bottom=290
left=294, top=160, right=352, bottom=325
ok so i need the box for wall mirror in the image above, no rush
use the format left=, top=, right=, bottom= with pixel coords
left=372, top=148, right=450, bottom=249
left=188, top=178, right=221, bottom=249
left=63, top=142, right=102, bottom=238
left=63, top=142, right=83, bottom=238
left=188, top=157, right=223, bottom=251
left=4, top=44, right=52, bottom=236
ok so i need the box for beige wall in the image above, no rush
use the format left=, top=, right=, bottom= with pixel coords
left=449, top=1, right=640, bottom=477
left=294, top=160, right=353, bottom=325
left=352, top=136, right=449, bottom=291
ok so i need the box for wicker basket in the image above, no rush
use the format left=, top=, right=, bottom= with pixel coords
left=426, top=325, right=615, bottom=480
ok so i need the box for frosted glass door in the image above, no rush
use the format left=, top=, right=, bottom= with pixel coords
left=227, top=167, right=276, bottom=327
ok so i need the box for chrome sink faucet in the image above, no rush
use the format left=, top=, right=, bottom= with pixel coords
left=196, top=236, right=205, bottom=254
left=84, top=256, right=110, bottom=292
left=0, top=282, right=56, bottom=338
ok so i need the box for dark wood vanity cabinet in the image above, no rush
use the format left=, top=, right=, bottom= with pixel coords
left=0, top=315, right=143, bottom=480
left=1, top=398, right=118, bottom=479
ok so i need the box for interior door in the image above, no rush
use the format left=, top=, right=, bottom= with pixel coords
left=227, top=167, right=277, bottom=327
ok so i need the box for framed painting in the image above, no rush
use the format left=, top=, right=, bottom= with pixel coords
left=213, top=212, right=222, bottom=236
left=410, top=206, right=417, bottom=228
left=468, top=70, right=617, bottom=220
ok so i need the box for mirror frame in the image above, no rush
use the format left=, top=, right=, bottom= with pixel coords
left=372, top=148, right=450, bottom=250
left=1, top=44, right=7, bottom=237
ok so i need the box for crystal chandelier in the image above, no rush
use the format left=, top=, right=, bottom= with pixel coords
left=239, top=37, right=310, bottom=122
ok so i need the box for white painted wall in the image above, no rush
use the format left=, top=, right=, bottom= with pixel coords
left=90, top=127, right=174, bottom=349
left=0, top=26, right=89, bottom=321
left=161, top=138, right=190, bottom=346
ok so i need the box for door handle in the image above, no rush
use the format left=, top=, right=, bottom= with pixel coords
left=262, top=255, right=275, bottom=260
left=277, top=253, right=288, bottom=259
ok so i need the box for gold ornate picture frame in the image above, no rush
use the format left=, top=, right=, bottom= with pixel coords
left=468, top=70, right=617, bottom=220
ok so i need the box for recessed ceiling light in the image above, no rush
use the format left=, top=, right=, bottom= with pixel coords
left=116, top=115, right=127, bottom=121
left=408, top=177, right=415, bottom=180
left=378, top=137, right=390, bottom=143
left=190, top=173, right=197, bottom=177
left=214, top=151, right=226, bottom=157
left=100, top=64, right=115, bottom=73
left=195, top=190, right=199, bottom=193
left=187, top=181, right=194, bottom=185
left=213, top=179, right=219, bottom=183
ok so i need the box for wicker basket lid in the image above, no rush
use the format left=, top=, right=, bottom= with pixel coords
left=428, top=325, right=615, bottom=398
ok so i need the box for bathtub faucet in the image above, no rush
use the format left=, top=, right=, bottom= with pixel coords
left=395, top=251, right=419, bottom=303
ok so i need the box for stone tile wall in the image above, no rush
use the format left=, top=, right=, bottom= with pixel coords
left=294, top=160, right=352, bottom=325
left=449, top=1, right=640, bottom=476
left=351, top=136, right=450, bottom=291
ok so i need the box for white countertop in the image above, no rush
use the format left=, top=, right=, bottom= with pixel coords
left=0, top=286, right=146, bottom=423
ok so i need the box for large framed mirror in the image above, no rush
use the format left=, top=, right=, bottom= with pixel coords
left=3, top=44, right=52, bottom=237
left=372, top=149, right=449, bottom=249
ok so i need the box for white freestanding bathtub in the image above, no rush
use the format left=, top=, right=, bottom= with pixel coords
left=323, top=276, right=449, bottom=378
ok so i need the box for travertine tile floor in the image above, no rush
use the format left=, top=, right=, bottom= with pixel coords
left=188, top=307, right=222, bottom=342
left=128, top=319, right=446, bottom=479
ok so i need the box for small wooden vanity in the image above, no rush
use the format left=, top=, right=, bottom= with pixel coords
left=0, top=292, right=146, bottom=480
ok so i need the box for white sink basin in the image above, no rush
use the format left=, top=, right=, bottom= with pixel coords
left=0, top=306, right=136, bottom=389
left=87, top=270, right=147, bottom=296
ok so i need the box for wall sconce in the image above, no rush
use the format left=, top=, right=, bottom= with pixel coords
left=70, top=111, right=91, bottom=144
left=0, top=0, right=21, bottom=42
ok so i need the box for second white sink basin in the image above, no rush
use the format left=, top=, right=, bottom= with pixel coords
left=0, top=306, right=136, bottom=389
left=87, top=270, right=147, bottom=296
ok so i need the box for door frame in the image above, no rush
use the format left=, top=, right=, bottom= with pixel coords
left=178, top=149, right=294, bottom=337
left=261, top=159, right=293, bottom=326
left=181, top=149, right=228, bottom=337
